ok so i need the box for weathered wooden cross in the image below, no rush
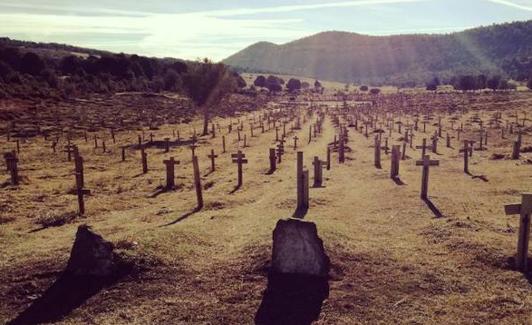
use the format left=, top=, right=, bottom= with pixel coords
left=4, top=151, right=19, bottom=185
left=374, top=136, right=382, bottom=169
left=504, top=193, right=532, bottom=272
left=75, top=154, right=90, bottom=215
left=416, top=155, right=440, bottom=200
left=390, top=145, right=401, bottom=179
left=312, top=156, right=326, bottom=187
left=269, top=148, right=277, bottom=173
left=231, top=150, right=248, bottom=187
left=208, top=149, right=218, bottom=172
left=163, top=157, right=180, bottom=189
left=296, top=151, right=309, bottom=212
left=141, top=146, right=148, bottom=174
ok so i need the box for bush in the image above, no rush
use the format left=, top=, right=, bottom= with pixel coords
left=359, top=85, right=368, bottom=91
left=369, top=88, right=381, bottom=95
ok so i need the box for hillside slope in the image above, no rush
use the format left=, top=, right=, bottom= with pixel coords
left=223, top=21, right=532, bottom=85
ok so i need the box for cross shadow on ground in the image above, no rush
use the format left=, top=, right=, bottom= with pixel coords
left=161, top=206, right=201, bottom=226
left=423, top=198, right=443, bottom=218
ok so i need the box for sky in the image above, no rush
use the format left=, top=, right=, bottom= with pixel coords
left=0, top=0, right=531, bottom=61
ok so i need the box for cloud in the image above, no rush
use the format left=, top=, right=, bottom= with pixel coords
left=485, top=0, right=532, bottom=11
left=207, top=0, right=426, bottom=16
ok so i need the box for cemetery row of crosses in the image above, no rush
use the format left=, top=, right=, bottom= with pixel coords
left=0, top=88, right=531, bottom=323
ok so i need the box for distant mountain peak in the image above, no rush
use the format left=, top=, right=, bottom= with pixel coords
left=223, top=20, right=532, bottom=86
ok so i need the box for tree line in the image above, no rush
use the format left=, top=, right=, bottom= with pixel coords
left=426, top=75, right=532, bottom=91
left=0, top=41, right=246, bottom=100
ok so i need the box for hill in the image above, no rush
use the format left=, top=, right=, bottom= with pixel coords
left=223, top=21, right=532, bottom=86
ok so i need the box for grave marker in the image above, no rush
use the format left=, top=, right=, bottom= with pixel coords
left=504, top=193, right=532, bottom=272
left=163, top=157, right=180, bottom=189
left=208, top=149, right=218, bottom=172
left=231, top=150, right=248, bottom=187
left=416, top=155, right=440, bottom=200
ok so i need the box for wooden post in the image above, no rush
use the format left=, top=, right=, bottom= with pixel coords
left=312, top=156, right=325, bottom=187
left=231, top=150, right=248, bottom=187
left=339, top=135, right=345, bottom=163
left=141, top=146, right=148, bottom=174
left=504, top=193, right=532, bottom=272
left=390, top=145, right=400, bottom=179
left=75, top=155, right=90, bottom=215
left=296, top=151, right=309, bottom=211
left=277, top=139, right=285, bottom=163
left=269, top=148, right=277, bottom=173
left=374, top=136, right=381, bottom=169
left=4, top=152, right=19, bottom=185
left=512, top=135, right=521, bottom=160
left=326, top=146, right=331, bottom=170
left=416, top=155, right=440, bottom=200
left=163, top=157, right=180, bottom=189
left=208, top=149, right=218, bottom=172
left=461, top=141, right=470, bottom=174
left=121, top=146, right=126, bottom=162
left=164, top=137, right=170, bottom=153
left=431, top=136, right=438, bottom=154
left=222, top=136, right=226, bottom=153
left=293, top=136, right=299, bottom=150
left=192, top=156, right=203, bottom=209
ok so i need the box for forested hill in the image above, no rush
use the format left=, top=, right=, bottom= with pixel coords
left=223, top=20, right=532, bottom=86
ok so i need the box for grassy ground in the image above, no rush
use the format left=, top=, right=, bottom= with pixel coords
left=0, top=91, right=531, bottom=324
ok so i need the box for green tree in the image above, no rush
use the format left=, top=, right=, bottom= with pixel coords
left=182, top=59, right=237, bottom=136
left=286, top=78, right=302, bottom=93
left=487, top=76, right=501, bottom=91
left=254, top=75, right=266, bottom=87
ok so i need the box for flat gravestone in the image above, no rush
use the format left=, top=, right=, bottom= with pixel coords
left=271, top=218, right=330, bottom=277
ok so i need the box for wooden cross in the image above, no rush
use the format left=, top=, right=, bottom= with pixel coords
left=190, top=144, right=198, bottom=158
left=63, top=144, right=76, bottom=162
left=416, top=155, right=440, bottom=200
left=192, top=156, right=203, bottom=209
left=390, top=145, right=401, bottom=179
left=431, top=135, right=438, bottom=154
left=504, top=193, right=532, bottom=272
left=269, top=148, right=277, bottom=173
left=512, top=133, right=522, bottom=160
left=312, top=156, right=326, bottom=187
left=277, top=139, right=285, bottom=163
left=231, top=150, right=248, bottom=187
left=208, top=149, right=218, bottom=172
left=4, top=151, right=19, bottom=185
left=296, top=152, right=309, bottom=211
left=140, top=146, right=148, bottom=174
left=374, top=136, right=382, bottom=169
left=74, top=155, right=90, bottom=215
left=163, top=157, right=180, bottom=189
left=460, top=140, right=471, bottom=174
left=164, top=137, right=170, bottom=153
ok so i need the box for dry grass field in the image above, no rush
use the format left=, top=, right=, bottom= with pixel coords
left=0, top=90, right=531, bottom=324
